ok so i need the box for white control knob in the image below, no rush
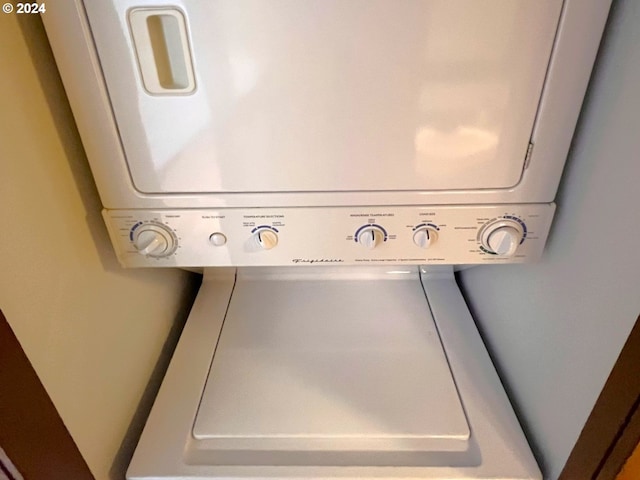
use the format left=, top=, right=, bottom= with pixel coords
left=132, top=224, right=176, bottom=257
left=357, top=226, right=385, bottom=249
left=413, top=227, right=438, bottom=249
left=481, top=220, right=525, bottom=257
left=486, top=227, right=521, bottom=257
left=254, top=229, right=278, bottom=250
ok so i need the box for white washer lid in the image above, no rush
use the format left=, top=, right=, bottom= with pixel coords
left=193, top=275, right=470, bottom=452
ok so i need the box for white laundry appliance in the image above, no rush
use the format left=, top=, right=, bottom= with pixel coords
left=42, top=1, right=610, bottom=479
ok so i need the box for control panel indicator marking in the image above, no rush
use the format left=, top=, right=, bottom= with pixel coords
left=354, top=224, right=388, bottom=243
left=251, top=225, right=279, bottom=233
left=412, top=223, right=440, bottom=231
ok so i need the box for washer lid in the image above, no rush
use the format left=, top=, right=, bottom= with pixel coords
left=193, top=275, right=470, bottom=452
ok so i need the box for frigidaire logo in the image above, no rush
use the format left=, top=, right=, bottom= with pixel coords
left=292, top=258, right=345, bottom=264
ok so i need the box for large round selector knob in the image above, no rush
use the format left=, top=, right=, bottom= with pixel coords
left=357, top=226, right=385, bottom=249
left=253, top=228, right=279, bottom=250
left=413, top=226, right=439, bottom=249
left=480, top=220, right=525, bottom=257
left=132, top=223, right=177, bottom=257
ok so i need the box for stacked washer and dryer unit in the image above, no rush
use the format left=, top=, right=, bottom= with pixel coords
left=43, top=1, right=610, bottom=479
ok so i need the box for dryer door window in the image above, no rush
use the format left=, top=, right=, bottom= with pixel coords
left=84, top=0, right=563, bottom=194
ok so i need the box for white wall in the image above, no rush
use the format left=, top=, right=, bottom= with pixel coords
left=458, top=1, right=640, bottom=478
left=0, top=14, right=197, bottom=480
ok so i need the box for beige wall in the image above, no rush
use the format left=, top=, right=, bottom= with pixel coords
left=0, top=14, right=197, bottom=480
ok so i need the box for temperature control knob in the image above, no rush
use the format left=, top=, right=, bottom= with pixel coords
left=480, top=220, right=525, bottom=257
left=253, top=228, right=279, bottom=250
left=413, top=227, right=438, bottom=249
left=132, top=223, right=177, bottom=258
left=357, top=226, right=385, bottom=249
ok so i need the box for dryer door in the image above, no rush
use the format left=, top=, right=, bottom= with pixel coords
left=83, top=0, right=563, bottom=194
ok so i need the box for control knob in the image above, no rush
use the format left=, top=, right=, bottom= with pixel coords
left=132, top=223, right=177, bottom=257
left=413, top=226, right=438, bottom=249
left=356, top=226, right=385, bottom=249
left=480, top=219, right=525, bottom=257
left=253, top=228, right=279, bottom=250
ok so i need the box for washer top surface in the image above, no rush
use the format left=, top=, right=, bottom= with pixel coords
left=127, top=268, right=542, bottom=479
left=193, top=274, right=470, bottom=452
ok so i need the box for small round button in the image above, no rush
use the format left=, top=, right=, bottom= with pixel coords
left=413, top=227, right=438, bottom=249
left=209, top=232, right=227, bottom=247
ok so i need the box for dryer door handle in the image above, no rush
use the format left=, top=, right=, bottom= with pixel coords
left=128, top=8, right=196, bottom=94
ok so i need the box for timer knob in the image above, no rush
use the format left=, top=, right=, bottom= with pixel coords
left=357, top=226, right=385, bottom=249
left=254, top=229, right=279, bottom=250
left=413, top=227, right=438, bottom=249
left=481, top=220, right=525, bottom=257
left=132, top=224, right=177, bottom=257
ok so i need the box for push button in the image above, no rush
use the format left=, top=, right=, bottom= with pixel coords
left=209, top=232, right=227, bottom=246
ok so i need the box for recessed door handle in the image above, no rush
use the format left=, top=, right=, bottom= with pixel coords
left=128, top=8, right=196, bottom=94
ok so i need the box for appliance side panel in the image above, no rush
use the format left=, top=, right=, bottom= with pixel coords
left=524, top=0, right=613, bottom=202
left=458, top=1, right=640, bottom=477
left=40, top=1, right=139, bottom=209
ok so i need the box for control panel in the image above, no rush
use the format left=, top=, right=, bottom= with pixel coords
left=103, top=204, right=556, bottom=268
